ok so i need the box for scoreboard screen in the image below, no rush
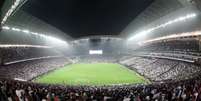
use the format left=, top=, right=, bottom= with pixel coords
left=89, top=50, right=103, bottom=55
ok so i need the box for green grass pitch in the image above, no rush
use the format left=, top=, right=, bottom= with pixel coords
left=34, top=63, right=150, bottom=86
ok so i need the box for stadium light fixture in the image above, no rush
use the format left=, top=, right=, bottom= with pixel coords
left=128, top=13, right=197, bottom=41
left=39, top=34, right=46, bottom=38
left=31, top=32, right=39, bottom=35
left=2, top=26, right=10, bottom=30
left=1, top=0, right=22, bottom=24
left=2, top=25, right=68, bottom=45
left=138, top=31, right=201, bottom=45
left=0, top=44, right=51, bottom=48
left=22, top=29, right=30, bottom=33
left=46, top=36, right=67, bottom=44
left=11, top=27, right=20, bottom=31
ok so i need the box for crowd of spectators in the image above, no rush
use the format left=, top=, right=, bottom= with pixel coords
left=70, top=55, right=122, bottom=63
left=3, top=51, right=199, bottom=82
left=0, top=57, right=70, bottom=81
left=119, top=56, right=201, bottom=82
left=0, top=46, right=201, bottom=101
left=1, top=74, right=201, bottom=101
left=135, top=38, right=201, bottom=62
left=0, top=47, right=61, bottom=63
left=139, top=39, right=199, bottom=53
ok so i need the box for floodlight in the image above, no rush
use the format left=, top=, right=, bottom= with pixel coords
left=139, top=31, right=201, bottom=45
left=22, top=29, right=30, bottom=33
left=1, top=0, right=22, bottom=24
left=128, top=13, right=197, bottom=41
left=11, top=28, right=20, bottom=31
left=2, top=26, right=10, bottom=30
left=0, top=44, right=51, bottom=48
left=31, top=32, right=39, bottom=35
left=2, top=26, right=68, bottom=45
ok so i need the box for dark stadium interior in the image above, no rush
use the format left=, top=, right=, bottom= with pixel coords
left=1, top=0, right=201, bottom=101
left=22, top=0, right=154, bottom=38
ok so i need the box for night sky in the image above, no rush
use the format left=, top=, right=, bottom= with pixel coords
left=23, top=0, right=154, bottom=38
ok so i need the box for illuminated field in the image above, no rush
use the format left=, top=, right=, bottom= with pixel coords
left=34, top=63, right=149, bottom=86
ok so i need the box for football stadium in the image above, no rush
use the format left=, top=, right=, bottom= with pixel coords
left=1, top=0, right=201, bottom=100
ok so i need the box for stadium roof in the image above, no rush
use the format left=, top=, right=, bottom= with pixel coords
left=1, top=0, right=201, bottom=41
left=1, top=0, right=154, bottom=39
